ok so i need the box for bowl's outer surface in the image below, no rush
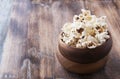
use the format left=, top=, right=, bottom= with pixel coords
left=58, top=36, right=112, bottom=64
left=56, top=50, right=108, bottom=74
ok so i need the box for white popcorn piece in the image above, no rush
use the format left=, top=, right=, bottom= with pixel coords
left=73, top=15, right=80, bottom=22
left=72, top=22, right=82, bottom=28
left=87, top=41, right=97, bottom=49
left=76, top=43, right=82, bottom=48
left=89, top=15, right=97, bottom=24
left=96, top=32, right=110, bottom=44
left=62, top=23, right=72, bottom=34
left=78, top=37, right=87, bottom=44
left=85, top=15, right=92, bottom=21
left=97, top=16, right=106, bottom=25
left=79, top=14, right=83, bottom=18
left=76, top=41, right=87, bottom=48
left=87, top=35, right=98, bottom=44
left=63, top=36, right=74, bottom=45
left=61, top=9, right=110, bottom=49
left=81, top=9, right=91, bottom=16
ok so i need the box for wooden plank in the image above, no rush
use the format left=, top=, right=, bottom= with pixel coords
left=0, top=0, right=13, bottom=62
left=0, top=0, right=31, bottom=79
left=27, top=4, right=55, bottom=78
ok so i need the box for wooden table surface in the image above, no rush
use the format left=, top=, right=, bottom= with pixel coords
left=0, top=0, right=120, bottom=79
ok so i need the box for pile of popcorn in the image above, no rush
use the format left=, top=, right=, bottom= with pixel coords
left=61, top=9, right=110, bottom=49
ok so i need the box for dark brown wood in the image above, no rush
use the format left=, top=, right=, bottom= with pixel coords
left=0, top=0, right=120, bottom=79
left=57, top=50, right=108, bottom=74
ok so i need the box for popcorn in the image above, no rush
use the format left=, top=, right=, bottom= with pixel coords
left=96, top=32, right=110, bottom=44
left=81, top=9, right=91, bottom=16
left=87, top=41, right=97, bottom=49
left=76, top=41, right=87, bottom=48
left=61, top=23, right=72, bottom=34
left=73, top=15, right=80, bottom=22
left=87, top=35, right=98, bottom=44
left=61, top=9, right=110, bottom=49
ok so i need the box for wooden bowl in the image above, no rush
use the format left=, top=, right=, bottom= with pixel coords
left=57, top=33, right=112, bottom=74
left=58, top=34, right=112, bottom=64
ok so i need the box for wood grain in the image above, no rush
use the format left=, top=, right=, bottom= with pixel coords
left=0, top=0, right=120, bottom=79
